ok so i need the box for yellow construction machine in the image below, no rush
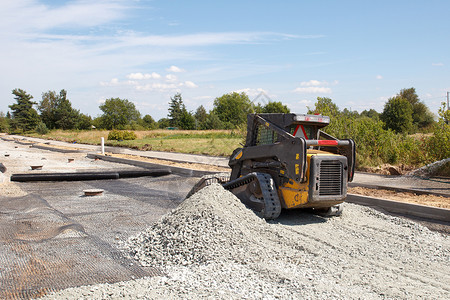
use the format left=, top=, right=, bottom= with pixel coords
left=188, top=113, right=355, bottom=219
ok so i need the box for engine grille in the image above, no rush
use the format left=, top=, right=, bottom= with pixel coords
left=319, top=160, right=343, bottom=196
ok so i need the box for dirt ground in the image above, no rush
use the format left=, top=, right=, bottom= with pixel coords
left=349, top=186, right=450, bottom=209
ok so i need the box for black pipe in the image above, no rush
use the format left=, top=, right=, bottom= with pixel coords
left=11, top=172, right=120, bottom=182
left=117, top=169, right=171, bottom=178
left=10, top=169, right=172, bottom=182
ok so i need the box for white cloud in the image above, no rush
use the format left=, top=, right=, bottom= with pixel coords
left=126, top=80, right=138, bottom=85
left=0, top=1, right=128, bottom=33
left=376, top=75, right=383, bottom=80
left=167, top=66, right=185, bottom=73
left=300, top=80, right=322, bottom=87
left=165, top=74, right=177, bottom=82
left=100, top=78, right=120, bottom=86
left=288, top=99, right=312, bottom=113
left=136, top=82, right=178, bottom=91
left=234, top=88, right=271, bottom=99
left=183, top=81, right=198, bottom=88
left=101, top=69, right=198, bottom=93
left=432, top=63, right=444, bottom=66
left=298, top=99, right=313, bottom=109
left=103, top=32, right=305, bottom=50
left=294, top=80, right=335, bottom=94
left=127, top=72, right=161, bottom=80
left=294, top=87, right=332, bottom=94
left=0, top=1, right=323, bottom=120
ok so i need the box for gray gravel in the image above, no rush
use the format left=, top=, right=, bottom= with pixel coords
left=40, top=184, right=450, bottom=299
left=408, top=157, right=450, bottom=177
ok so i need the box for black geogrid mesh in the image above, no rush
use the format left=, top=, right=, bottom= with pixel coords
left=0, top=175, right=197, bottom=299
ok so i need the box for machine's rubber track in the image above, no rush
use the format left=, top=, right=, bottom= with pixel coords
left=187, top=172, right=281, bottom=219
left=186, top=173, right=231, bottom=198
left=223, top=172, right=282, bottom=220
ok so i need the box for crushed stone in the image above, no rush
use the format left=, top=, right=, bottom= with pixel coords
left=40, top=183, right=450, bottom=299
left=408, top=157, right=450, bottom=177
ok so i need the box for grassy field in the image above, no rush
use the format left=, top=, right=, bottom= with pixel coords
left=28, top=129, right=244, bottom=157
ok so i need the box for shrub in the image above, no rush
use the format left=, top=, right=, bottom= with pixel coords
left=108, top=130, right=137, bottom=141
left=308, top=97, right=428, bottom=168
left=380, top=96, right=413, bottom=133
left=425, top=103, right=450, bottom=162
left=35, top=121, right=49, bottom=135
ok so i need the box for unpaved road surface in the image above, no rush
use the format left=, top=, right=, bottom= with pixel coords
left=1, top=139, right=449, bottom=299
left=42, top=184, right=449, bottom=299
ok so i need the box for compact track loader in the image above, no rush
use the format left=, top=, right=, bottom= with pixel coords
left=188, top=113, right=355, bottom=219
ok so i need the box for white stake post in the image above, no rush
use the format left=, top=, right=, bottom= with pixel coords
left=101, top=137, right=105, bottom=155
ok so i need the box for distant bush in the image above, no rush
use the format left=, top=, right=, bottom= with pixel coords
left=108, top=130, right=137, bottom=141
left=309, top=97, right=427, bottom=168
left=35, top=121, right=49, bottom=135
left=425, top=103, right=450, bottom=162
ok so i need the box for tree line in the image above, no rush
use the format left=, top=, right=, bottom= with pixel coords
left=308, top=93, right=449, bottom=166
left=0, top=87, right=445, bottom=135
left=308, top=88, right=437, bottom=134
left=0, top=89, right=290, bottom=133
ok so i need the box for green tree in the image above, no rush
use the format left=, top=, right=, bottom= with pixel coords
left=99, top=98, right=140, bottom=129
left=168, top=93, right=184, bottom=127
left=307, top=97, right=353, bottom=138
left=426, top=102, right=450, bottom=161
left=398, top=88, right=434, bottom=130
left=380, top=96, right=413, bottom=133
left=203, top=111, right=223, bottom=129
left=360, top=109, right=380, bottom=120
left=307, top=97, right=340, bottom=117
left=194, top=105, right=208, bottom=129
left=0, top=111, right=10, bottom=133
left=167, top=93, right=195, bottom=129
left=54, top=90, right=80, bottom=130
left=255, top=101, right=290, bottom=113
left=38, top=90, right=58, bottom=129
left=9, top=89, right=40, bottom=132
left=213, top=92, right=253, bottom=128
left=157, top=117, right=171, bottom=129
left=39, top=90, right=80, bottom=130
left=179, top=110, right=196, bottom=130
left=35, top=121, right=49, bottom=134
left=77, top=113, right=92, bottom=130
left=142, top=114, right=156, bottom=129
left=342, top=108, right=359, bottom=118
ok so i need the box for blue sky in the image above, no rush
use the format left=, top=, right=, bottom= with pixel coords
left=1, top=0, right=449, bottom=120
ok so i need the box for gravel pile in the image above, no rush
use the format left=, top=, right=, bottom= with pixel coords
left=41, top=184, right=450, bottom=299
left=408, top=157, right=450, bottom=177
left=126, top=183, right=277, bottom=268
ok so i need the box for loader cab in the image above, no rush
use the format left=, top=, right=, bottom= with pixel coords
left=247, top=113, right=331, bottom=146
left=288, top=114, right=330, bottom=140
